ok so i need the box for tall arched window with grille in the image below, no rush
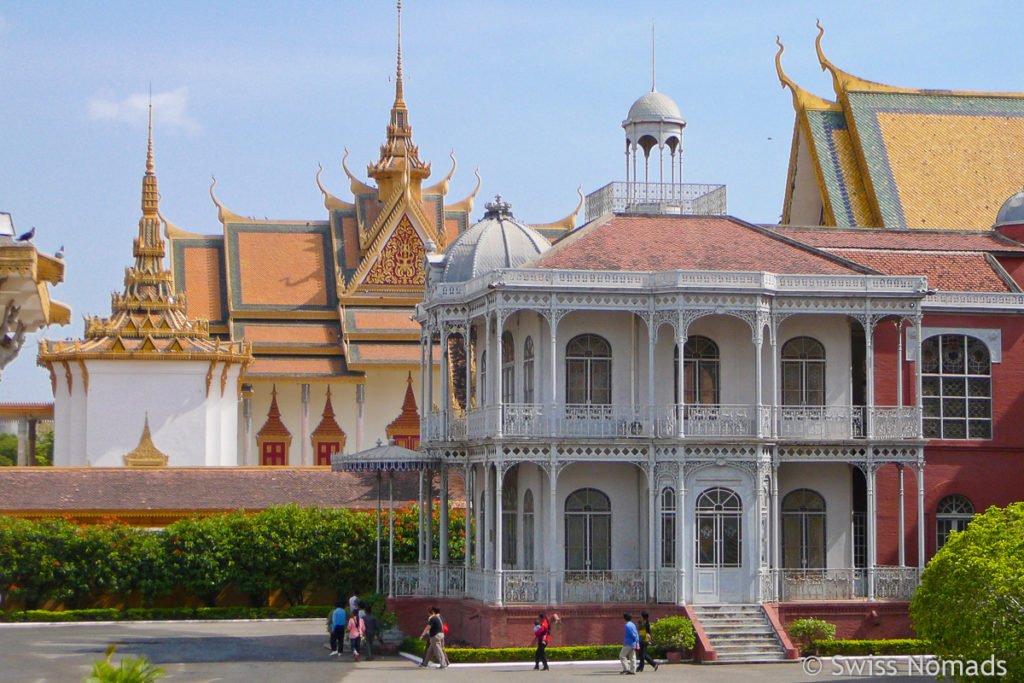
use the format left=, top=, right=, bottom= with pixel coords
left=781, top=337, right=825, bottom=406
left=565, top=488, right=611, bottom=571
left=782, top=489, right=826, bottom=569
left=673, top=336, right=720, bottom=404
left=501, top=331, right=515, bottom=404
left=695, top=487, right=742, bottom=567
left=523, top=336, right=535, bottom=403
left=921, top=335, right=992, bottom=440
left=502, top=469, right=518, bottom=569
left=936, top=494, right=974, bottom=550
left=660, top=487, right=676, bottom=567
left=566, top=334, right=611, bottom=404
left=523, top=489, right=535, bottom=570
left=479, top=350, right=487, bottom=408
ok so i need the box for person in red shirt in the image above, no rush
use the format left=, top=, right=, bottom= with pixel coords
left=533, top=612, right=550, bottom=671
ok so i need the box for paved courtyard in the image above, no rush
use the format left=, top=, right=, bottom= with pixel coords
left=0, top=619, right=940, bottom=683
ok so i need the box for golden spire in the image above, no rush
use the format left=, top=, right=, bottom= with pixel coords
left=367, top=0, right=430, bottom=196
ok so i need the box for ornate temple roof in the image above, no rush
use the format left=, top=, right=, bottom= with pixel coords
left=256, top=386, right=291, bottom=440
left=386, top=372, right=420, bottom=439
left=311, top=387, right=346, bottom=443
left=37, top=112, right=251, bottom=374
left=0, top=213, right=69, bottom=381
left=777, top=23, right=1024, bottom=231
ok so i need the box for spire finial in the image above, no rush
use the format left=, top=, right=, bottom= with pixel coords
left=651, top=20, right=656, bottom=92
left=146, top=90, right=154, bottom=176
left=396, top=0, right=404, bottom=100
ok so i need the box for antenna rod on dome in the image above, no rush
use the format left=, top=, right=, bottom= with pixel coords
left=651, top=20, right=656, bottom=92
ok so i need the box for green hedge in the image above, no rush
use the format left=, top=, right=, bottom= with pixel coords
left=0, top=505, right=466, bottom=610
left=0, top=605, right=333, bottom=623
left=400, top=638, right=626, bottom=663
left=813, top=639, right=932, bottom=656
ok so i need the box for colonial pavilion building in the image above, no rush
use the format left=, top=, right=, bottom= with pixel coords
left=382, top=27, right=1024, bottom=657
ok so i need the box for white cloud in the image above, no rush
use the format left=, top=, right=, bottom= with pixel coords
left=88, top=86, right=200, bottom=134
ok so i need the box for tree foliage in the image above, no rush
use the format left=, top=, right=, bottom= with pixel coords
left=910, top=501, right=1024, bottom=683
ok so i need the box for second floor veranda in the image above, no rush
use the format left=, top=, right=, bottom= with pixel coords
left=419, top=286, right=927, bottom=445
left=425, top=402, right=921, bottom=442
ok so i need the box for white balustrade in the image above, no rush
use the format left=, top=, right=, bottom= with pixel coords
left=502, top=570, right=550, bottom=604
left=872, top=566, right=920, bottom=600
left=773, top=567, right=918, bottom=602
left=423, top=403, right=921, bottom=443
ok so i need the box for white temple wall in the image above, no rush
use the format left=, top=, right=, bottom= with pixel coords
left=515, top=462, right=545, bottom=569
left=498, top=311, right=544, bottom=404
left=779, top=462, right=853, bottom=569
left=81, top=360, right=223, bottom=467
left=51, top=364, right=74, bottom=467
left=219, top=365, right=241, bottom=465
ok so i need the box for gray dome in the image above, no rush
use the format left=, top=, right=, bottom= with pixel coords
left=995, top=187, right=1024, bottom=227
left=441, top=196, right=550, bottom=283
left=626, top=90, right=683, bottom=122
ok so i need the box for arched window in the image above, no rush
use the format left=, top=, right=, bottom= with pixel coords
left=566, top=334, right=611, bottom=404
left=922, top=335, right=992, bottom=440
left=502, top=469, right=518, bottom=569
left=660, top=487, right=676, bottom=568
left=782, top=489, right=826, bottom=569
left=501, top=331, right=515, bottom=404
left=478, top=488, right=486, bottom=568
left=782, top=337, right=825, bottom=406
left=674, top=336, right=720, bottom=404
left=564, top=488, right=611, bottom=571
left=523, top=337, right=535, bottom=404
left=936, top=494, right=975, bottom=550
left=523, top=489, right=535, bottom=570
left=479, top=350, right=487, bottom=408
left=695, top=487, right=742, bottom=568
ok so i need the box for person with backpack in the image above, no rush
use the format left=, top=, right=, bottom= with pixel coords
left=636, top=611, right=659, bottom=672
left=418, top=606, right=449, bottom=668
left=328, top=601, right=346, bottom=657
left=347, top=607, right=366, bottom=662
left=533, top=612, right=550, bottom=671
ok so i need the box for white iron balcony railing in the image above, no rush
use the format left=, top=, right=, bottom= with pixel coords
left=585, top=182, right=727, bottom=221
left=772, top=567, right=919, bottom=601
left=425, top=404, right=920, bottom=443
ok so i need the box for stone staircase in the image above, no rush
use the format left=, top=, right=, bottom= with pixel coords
left=691, top=604, right=788, bottom=663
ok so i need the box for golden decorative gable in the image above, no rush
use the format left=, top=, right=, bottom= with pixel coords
left=363, top=217, right=426, bottom=288
left=123, top=415, right=169, bottom=467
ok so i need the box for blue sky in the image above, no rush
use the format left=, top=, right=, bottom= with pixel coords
left=2, top=1, right=1022, bottom=401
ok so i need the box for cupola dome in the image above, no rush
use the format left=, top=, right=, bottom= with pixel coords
left=626, top=90, right=683, bottom=123
left=995, top=187, right=1024, bottom=228
left=440, top=196, right=550, bottom=283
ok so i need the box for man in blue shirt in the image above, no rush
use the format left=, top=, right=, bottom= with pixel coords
left=620, top=613, right=638, bottom=674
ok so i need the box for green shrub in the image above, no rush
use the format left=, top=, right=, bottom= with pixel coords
left=813, top=639, right=931, bottom=656
left=911, top=501, right=1024, bottom=682
left=84, top=644, right=164, bottom=683
left=651, top=615, right=695, bottom=652
left=284, top=605, right=332, bottom=618
left=788, top=618, right=837, bottom=653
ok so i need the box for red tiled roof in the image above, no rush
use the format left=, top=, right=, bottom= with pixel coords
left=773, top=226, right=1024, bottom=252
left=0, top=468, right=466, bottom=515
left=534, top=215, right=866, bottom=274
left=827, top=250, right=1015, bottom=292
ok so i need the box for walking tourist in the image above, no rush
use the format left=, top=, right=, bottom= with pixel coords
left=533, top=613, right=550, bottom=671
left=347, top=608, right=365, bottom=662
left=619, top=613, right=638, bottom=675
left=419, top=606, right=449, bottom=669
left=329, top=601, right=347, bottom=657
left=637, top=611, right=659, bottom=672
left=360, top=602, right=380, bottom=660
